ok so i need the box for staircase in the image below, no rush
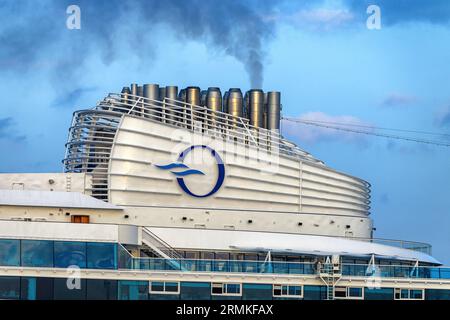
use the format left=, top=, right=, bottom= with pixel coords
left=319, top=256, right=342, bottom=300
left=141, top=228, right=184, bottom=270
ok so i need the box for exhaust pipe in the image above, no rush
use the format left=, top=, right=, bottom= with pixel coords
left=248, top=89, right=265, bottom=129
left=267, top=91, right=281, bottom=131
left=143, top=84, right=160, bottom=119
left=164, top=85, right=178, bottom=124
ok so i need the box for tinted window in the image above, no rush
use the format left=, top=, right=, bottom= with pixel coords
left=53, top=278, right=86, bottom=300
left=425, top=289, right=450, bottom=300
left=0, top=276, right=20, bottom=299
left=54, top=241, right=87, bottom=268
left=0, top=239, right=20, bottom=266
left=401, top=289, right=409, bottom=299
left=364, top=288, right=393, bottom=300
left=150, top=282, right=165, bottom=292
left=181, top=282, right=211, bottom=300
left=226, top=284, right=241, bottom=294
left=21, top=240, right=54, bottom=267
left=288, top=285, right=302, bottom=296
left=118, top=281, right=148, bottom=300
left=165, top=282, right=179, bottom=293
left=86, top=279, right=118, bottom=300
left=21, top=277, right=54, bottom=300
left=348, top=287, right=362, bottom=297
left=87, top=243, right=117, bottom=269
left=411, top=290, right=423, bottom=299
left=303, top=285, right=327, bottom=300
left=242, top=283, right=273, bottom=300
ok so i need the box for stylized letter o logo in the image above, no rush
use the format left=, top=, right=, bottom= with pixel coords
left=176, top=145, right=225, bottom=198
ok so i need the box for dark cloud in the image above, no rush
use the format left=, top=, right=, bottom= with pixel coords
left=346, top=0, right=450, bottom=25
left=52, top=86, right=98, bottom=108
left=381, top=93, right=417, bottom=108
left=386, top=140, right=433, bottom=154
left=0, top=117, right=26, bottom=142
left=0, top=0, right=284, bottom=90
left=1, top=0, right=449, bottom=99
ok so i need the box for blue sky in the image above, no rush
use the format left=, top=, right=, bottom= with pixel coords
left=0, top=0, right=449, bottom=263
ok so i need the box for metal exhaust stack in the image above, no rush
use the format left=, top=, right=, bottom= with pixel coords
left=223, top=90, right=229, bottom=113
left=227, top=88, right=244, bottom=126
left=186, top=86, right=201, bottom=126
left=130, top=83, right=139, bottom=103
left=248, top=89, right=265, bottom=128
left=143, top=84, right=160, bottom=118
left=200, top=90, right=207, bottom=107
left=164, top=85, right=178, bottom=124
left=186, top=86, right=201, bottom=106
left=137, top=85, right=144, bottom=113
left=206, top=87, right=222, bottom=126
left=267, top=91, right=281, bottom=131
left=117, top=83, right=280, bottom=134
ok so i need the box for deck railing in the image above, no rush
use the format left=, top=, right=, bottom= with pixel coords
left=117, top=254, right=450, bottom=280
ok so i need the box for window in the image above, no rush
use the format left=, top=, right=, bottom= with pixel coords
left=0, top=239, right=20, bottom=266
left=118, top=281, right=148, bottom=300
left=273, top=284, right=303, bottom=298
left=0, top=277, right=20, bottom=300
left=180, top=282, right=211, bottom=300
left=86, top=279, right=118, bottom=300
left=364, top=288, right=394, bottom=300
left=334, top=287, right=364, bottom=300
left=54, top=241, right=87, bottom=268
left=21, top=240, right=54, bottom=267
left=394, top=288, right=424, bottom=300
left=302, top=285, right=327, bottom=300
left=86, top=242, right=117, bottom=269
left=211, top=283, right=242, bottom=296
left=53, top=278, right=87, bottom=300
left=20, top=277, right=53, bottom=300
left=150, top=281, right=180, bottom=294
left=71, top=215, right=90, bottom=223
left=242, top=284, right=273, bottom=300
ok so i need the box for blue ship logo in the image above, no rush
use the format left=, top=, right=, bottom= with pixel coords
left=154, top=162, right=205, bottom=177
left=154, top=145, right=225, bottom=198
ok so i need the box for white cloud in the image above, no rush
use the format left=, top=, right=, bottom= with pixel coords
left=265, top=8, right=355, bottom=30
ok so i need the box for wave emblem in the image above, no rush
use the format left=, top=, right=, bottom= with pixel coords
left=154, top=145, right=225, bottom=198
left=154, top=162, right=205, bottom=177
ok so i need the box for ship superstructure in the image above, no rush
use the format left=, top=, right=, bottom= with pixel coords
left=0, top=83, right=449, bottom=300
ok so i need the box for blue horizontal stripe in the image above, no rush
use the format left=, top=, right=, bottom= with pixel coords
left=170, top=169, right=205, bottom=176
left=154, top=162, right=188, bottom=170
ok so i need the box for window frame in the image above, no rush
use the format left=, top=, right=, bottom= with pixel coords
left=334, top=286, right=364, bottom=300
left=394, top=288, right=425, bottom=301
left=211, top=282, right=242, bottom=297
left=149, top=281, right=180, bottom=295
left=273, top=284, right=304, bottom=298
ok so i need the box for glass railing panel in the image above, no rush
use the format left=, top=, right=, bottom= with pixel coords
left=118, top=245, right=133, bottom=270
left=242, top=261, right=259, bottom=273
left=212, top=260, right=230, bottom=272
left=272, top=262, right=289, bottom=274
left=118, top=257, right=450, bottom=281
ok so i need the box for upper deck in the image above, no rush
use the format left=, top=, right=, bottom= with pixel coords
left=61, top=92, right=372, bottom=238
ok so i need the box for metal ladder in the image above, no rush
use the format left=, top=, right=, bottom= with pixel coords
left=319, top=256, right=342, bottom=300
